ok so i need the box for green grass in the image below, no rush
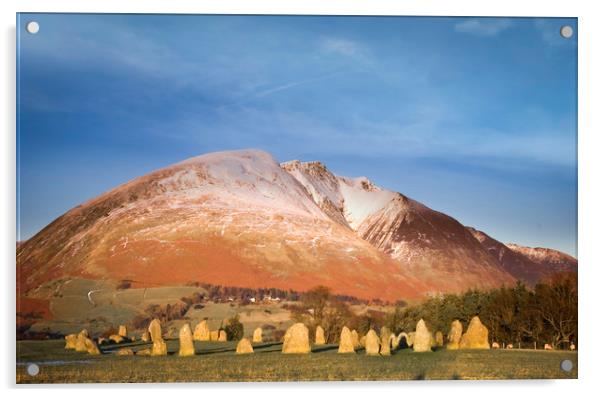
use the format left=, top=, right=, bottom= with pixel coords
left=16, top=340, right=577, bottom=383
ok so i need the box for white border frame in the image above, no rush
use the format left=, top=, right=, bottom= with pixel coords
left=2, top=1, right=600, bottom=395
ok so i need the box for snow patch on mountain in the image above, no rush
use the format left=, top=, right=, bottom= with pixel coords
left=337, top=176, right=398, bottom=230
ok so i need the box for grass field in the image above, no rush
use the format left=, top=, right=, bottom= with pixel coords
left=16, top=339, right=577, bottom=383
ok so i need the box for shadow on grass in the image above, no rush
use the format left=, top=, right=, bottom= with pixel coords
left=312, top=345, right=339, bottom=353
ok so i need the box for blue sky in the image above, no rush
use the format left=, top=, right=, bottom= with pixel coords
left=17, top=14, right=577, bottom=256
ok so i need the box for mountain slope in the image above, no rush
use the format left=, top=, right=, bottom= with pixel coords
left=282, top=160, right=516, bottom=292
left=506, top=243, right=577, bottom=274
left=467, top=227, right=548, bottom=285
left=17, top=150, right=428, bottom=302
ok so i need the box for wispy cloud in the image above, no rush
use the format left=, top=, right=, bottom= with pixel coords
left=321, top=38, right=362, bottom=56
left=454, top=18, right=513, bottom=37
left=216, top=71, right=342, bottom=110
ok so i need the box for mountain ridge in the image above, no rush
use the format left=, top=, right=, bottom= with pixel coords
left=17, top=149, right=576, bottom=305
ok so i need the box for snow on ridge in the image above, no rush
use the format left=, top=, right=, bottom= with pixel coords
left=281, top=159, right=398, bottom=231
left=153, top=149, right=328, bottom=220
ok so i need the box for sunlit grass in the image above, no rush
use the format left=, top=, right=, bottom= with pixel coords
left=16, top=339, right=577, bottom=383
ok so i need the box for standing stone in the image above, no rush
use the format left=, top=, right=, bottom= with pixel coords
left=178, top=323, right=195, bottom=356
left=315, top=325, right=326, bottom=345
left=84, top=337, right=101, bottom=355
left=193, top=320, right=210, bottom=341
left=282, top=323, right=310, bottom=354
left=141, top=330, right=150, bottom=342
left=64, top=334, right=77, bottom=349
left=116, top=348, right=134, bottom=356
left=338, top=326, right=355, bottom=353
left=380, top=327, right=392, bottom=356
left=435, top=331, right=444, bottom=347
left=351, top=330, right=360, bottom=349
left=359, top=335, right=367, bottom=347
left=118, top=325, right=127, bottom=338
left=407, top=332, right=415, bottom=347
left=390, top=333, right=399, bottom=350
left=148, top=319, right=167, bottom=356
left=252, top=327, right=263, bottom=343
left=210, top=330, right=219, bottom=341
left=75, top=329, right=89, bottom=352
left=459, top=316, right=490, bottom=349
left=413, top=319, right=432, bottom=352
left=396, top=332, right=409, bottom=348
left=236, top=338, right=254, bottom=354
left=364, top=329, right=380, bottom=355
left=447, top=320, right=463, bottom=350
left=218, top=329, right=228, bottom=342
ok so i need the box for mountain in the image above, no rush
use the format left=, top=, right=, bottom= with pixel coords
left=17, top=150, right=427, bottom=302
left=466, top=227, right=548, bottom=285
left=505, top=243, right=578, bottom=274
left=282, top=160, right=516, bottom=292
left=17, top=149, right=573, bottom=305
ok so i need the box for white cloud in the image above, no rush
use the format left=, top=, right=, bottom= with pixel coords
left=321, top=38, right=365, bottom=58
left=454, top=18, right=513, bottom=37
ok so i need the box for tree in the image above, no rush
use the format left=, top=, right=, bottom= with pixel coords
left=224, top=314, right=244, bottom=341
left=302, top=286, right=331, bottom=325
left=534, top=272, right=577, bottom=348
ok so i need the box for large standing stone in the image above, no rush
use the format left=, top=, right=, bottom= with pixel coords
left=282, top=323, right=310, bottom=354
left=218, top=329, right=228, bottom=342
left=210, top=330, right=219, bottom=341
left=413, top=319, right=432, bottom=352
left=252, top=327, right=263, bottom=343
left=338, top=326, right=355, bottom=353
left=236, top=338, right=254, bottom=354
left=179, top=323, right=195, bottom=356
left=193, top=320, right=210, bottom=341
left=435, top=331, right=444, bottom=347
left=380, top=327, right=392, bottom=356
left=75, top=329, right=89, bottom=352
left=407, top=332, right=415, bottom=347
left=364, top=329, right=380, bottom=355
left=447, top=320, right=463, bottom=350
left=351, top=330, right=360, bottom=349
left=459, top=316, right=490, bottom=349
left=148, top=319, right=167, bottom=356
left=315, top=325, right=326, bottom=345
left=84, top=337, right=101, bottom=355
left=118, top=325, right=127, bottom=337
left=64, top=334, right=77, bottom=349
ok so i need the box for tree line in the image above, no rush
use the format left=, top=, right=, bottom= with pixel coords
left=292, top=272, right=577, bottom=349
